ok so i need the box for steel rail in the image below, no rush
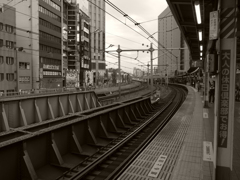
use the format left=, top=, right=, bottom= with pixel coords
left=56, top=100, right=169, bottom=180
left=108, top=87, right=187, bottom=180
left=56, top=86, right=186, bottom=180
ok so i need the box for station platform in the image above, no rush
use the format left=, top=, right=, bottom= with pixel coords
left=118, top=85, right=240, bottom=180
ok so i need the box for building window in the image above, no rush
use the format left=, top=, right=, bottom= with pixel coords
left=0, top=23, right=3, bottom=30
left=39, top=5, right=61, bottom=22
left=0, top=7, right=4, bottom=13
left=39, top=31, right=61, bottom=44
left=6, top=73, right=14, bottom=81
left=19, top=62, right=30, bottom=69
left=39, top=18, right=61, bottom=33
left=41, top=0, right=61, bottom=11
left=0, top=73, right=4, bottom=81
left=6, top=57, right=14, bottom=65
left=6, top=41, right=14, bottom=49
left=0, top=56, right=3, bottom=64
left=5, top=24, right=13, bottom=33
left=40, top=44, right=61, bottom=54
left=0, top=39, right=3, bottom=47
left=6, top=89, right=14, bottom=96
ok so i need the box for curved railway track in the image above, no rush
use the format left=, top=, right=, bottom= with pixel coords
left=56, top=85, right=187, bottom=180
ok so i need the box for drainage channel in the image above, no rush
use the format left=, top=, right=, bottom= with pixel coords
left=56, top=86, right=186, bottom=180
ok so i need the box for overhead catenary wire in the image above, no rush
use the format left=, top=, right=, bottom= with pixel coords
left=105, top=60, right=132, bottom=70
left=106, top=32, right=144, bottom=45
left=3, top=0, right=156, bottom=59
left=4, top=0, right=177, bottom=68
left=3, top=0, right=26, bottom=13
left=104, top=0, right=178, bottom=59
left=87, top=0, right=149, bottom=42
left=138, top=14, right=173, bottom=25
left=106, top=53, right=142, bottom=65
left=107, top=52, right=147, bottom=66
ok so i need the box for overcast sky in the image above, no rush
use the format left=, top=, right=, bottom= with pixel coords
left=105, top=0, right=168, bottom=74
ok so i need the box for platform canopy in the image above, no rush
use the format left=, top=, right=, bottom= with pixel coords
left=166, top=0, right=217, bottom=61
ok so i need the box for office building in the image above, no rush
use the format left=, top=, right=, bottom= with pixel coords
left=158, top=7, right=190, bottom=78
left=88, top=0, right=106, bottom=85
left=39, top=0, right=62, bottom=88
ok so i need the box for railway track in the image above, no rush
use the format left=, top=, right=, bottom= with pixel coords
left=56, top=85, right=187, bottom=180
left=0, top=85, right=186, bottom=180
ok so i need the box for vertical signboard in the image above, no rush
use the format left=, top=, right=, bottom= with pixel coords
left=218, top=50, right=231, bottom=148
left=209, top=11, right=219, bottom=40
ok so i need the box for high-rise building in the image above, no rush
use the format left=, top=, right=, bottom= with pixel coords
left=88, top=0, right=105, bottom=85
left=78, top=0, right=91, bottom=87
left=62, top=0, right=91, bottom=88
left=158, top=7, right=190, bottom=78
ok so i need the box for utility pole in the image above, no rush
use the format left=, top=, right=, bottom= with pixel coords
left=117, top=45, right=122, bottom=99
left=147, top=63, right=150, bottom=86
left=106, top=43, right=157, bottom=98
left=149, top=43, right=154, bottom=96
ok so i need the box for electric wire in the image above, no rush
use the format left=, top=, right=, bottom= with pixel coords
left=3, top=0, right=178, bottom=69
left=138, top=14, right=172, bottom=24
left=106, top=53, right=141, bottom=65
left=107, top=52, right=147, bottom=66
left=2, top=1, right=151, bottom=54
left=106, top=32, right=144, bottom=45
left=104, top=0, right=178, bottom=59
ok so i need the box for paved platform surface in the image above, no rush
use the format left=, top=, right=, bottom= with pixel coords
left=118, top=85, right=240, bottom=180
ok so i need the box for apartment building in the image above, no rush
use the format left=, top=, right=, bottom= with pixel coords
left=0, top=4, right=33, bottom=94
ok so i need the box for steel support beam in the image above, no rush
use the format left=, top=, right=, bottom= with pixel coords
left=0, top=91, right=100, bottom=132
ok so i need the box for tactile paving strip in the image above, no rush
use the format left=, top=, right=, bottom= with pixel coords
left=118, top=91, right=195, bottom=180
